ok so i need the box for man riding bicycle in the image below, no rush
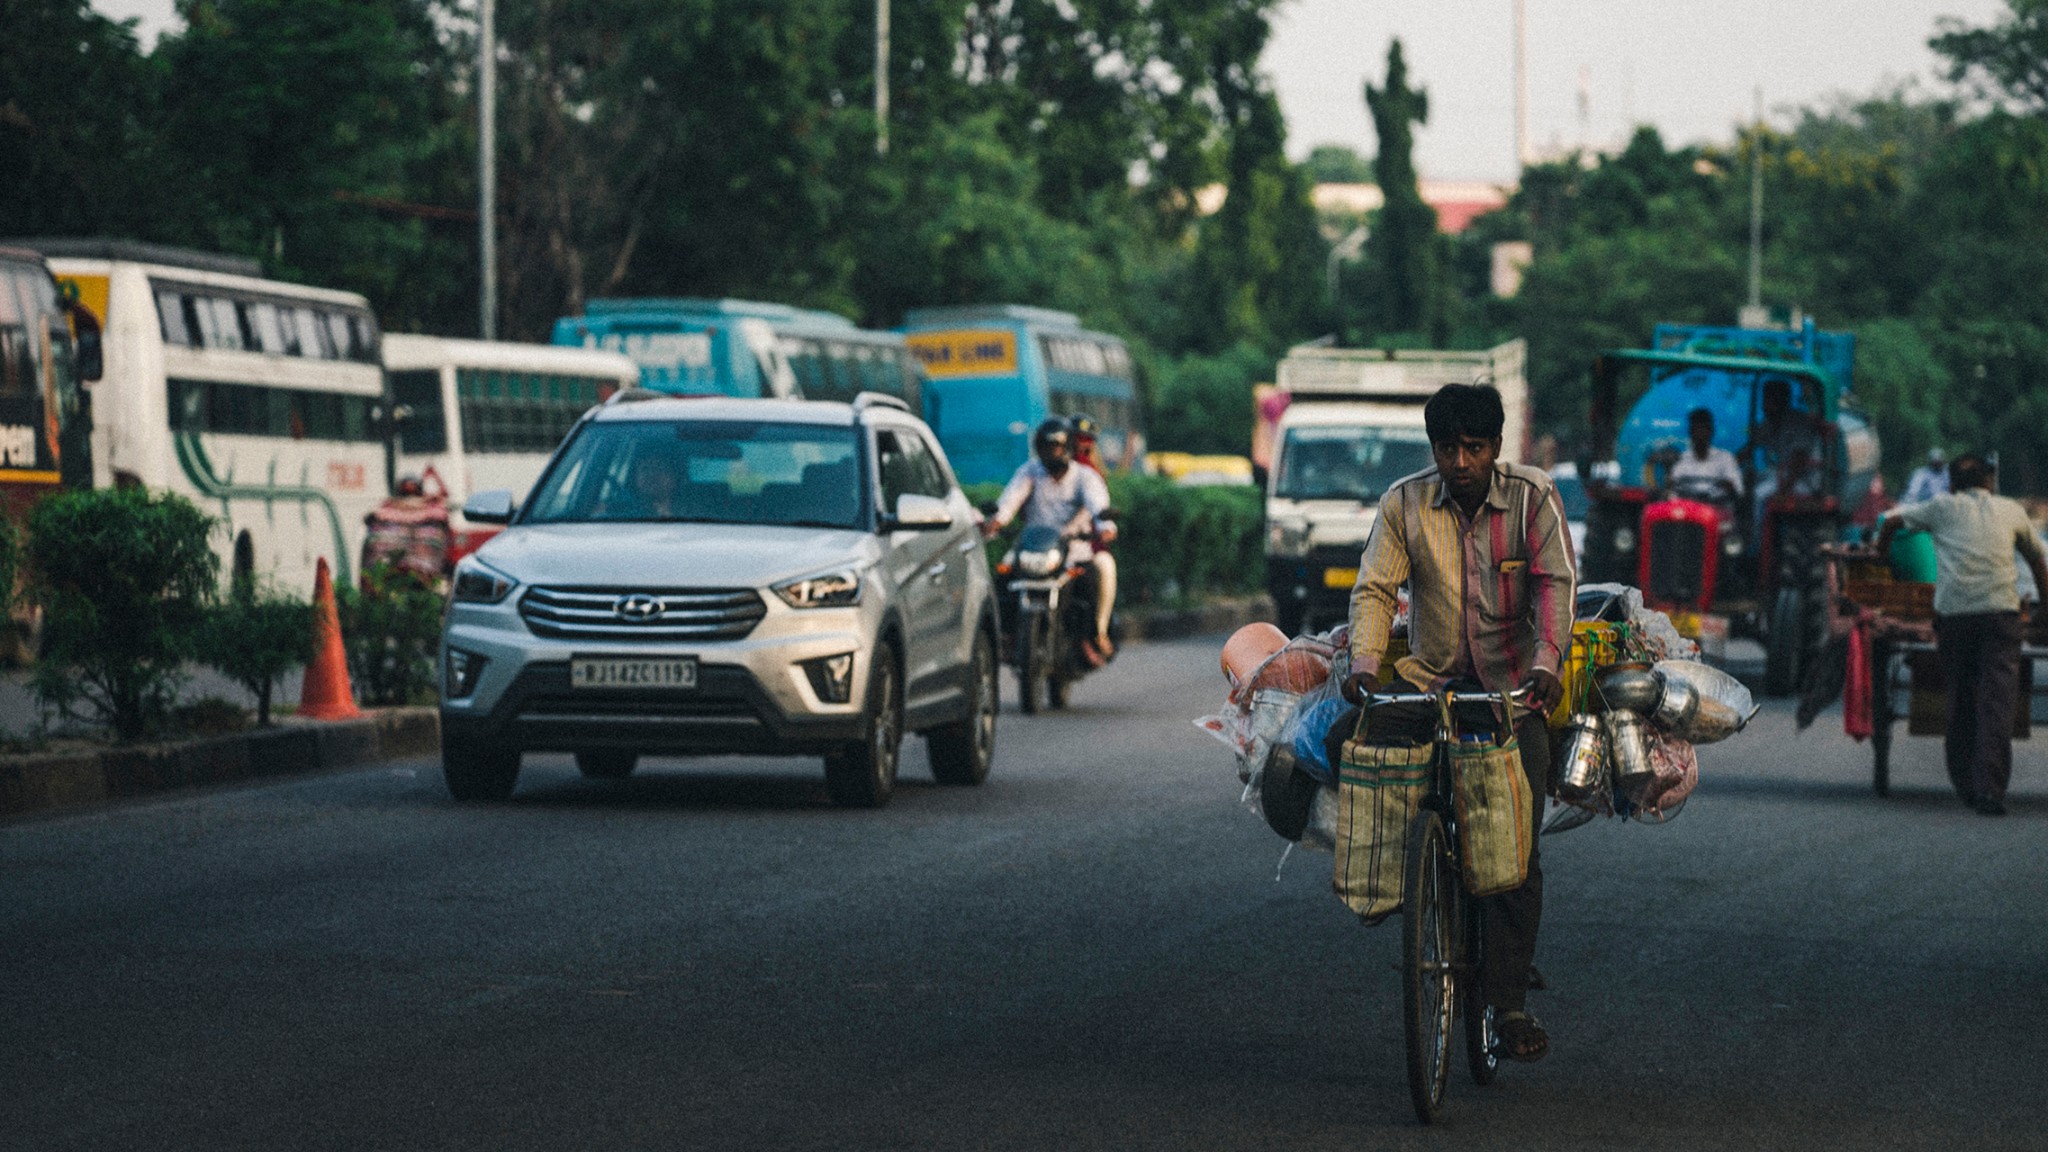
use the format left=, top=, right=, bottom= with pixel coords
left=1340, top=383, right=1576, bottom=1063
left=983, top=417, right=1120, bottom=664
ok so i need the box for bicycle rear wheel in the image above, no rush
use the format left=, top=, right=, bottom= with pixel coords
left=1402, top=809, right=1456, bottom=1124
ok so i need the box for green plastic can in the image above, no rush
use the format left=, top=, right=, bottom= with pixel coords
left=1889, top=528, right=1939, bottom=583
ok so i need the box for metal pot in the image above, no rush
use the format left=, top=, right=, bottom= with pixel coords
left=1606, top=710, right=1656, bottom=789
left=1596, top=665, right=1662, bottom=714
left=1556, top=713, right=1609, bottom=800
left=1648, top=672, right=1699, bottom=732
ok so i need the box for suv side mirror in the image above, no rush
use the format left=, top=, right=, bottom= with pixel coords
left=463, top=489, right=517, bottom=524
left=881, top=493, right=951, bottom=533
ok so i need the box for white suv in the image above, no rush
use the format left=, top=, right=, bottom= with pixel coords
left=438, top=392, right=998, bottom=807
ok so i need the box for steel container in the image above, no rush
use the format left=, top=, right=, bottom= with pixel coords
left=1648, top=672, right=1699, bottom=732
left=1556, top=713, right=1610, bottom=800
left=1606, top=710, right=1657, bottom=789
left=1596, top=664, right=1662, bottom=713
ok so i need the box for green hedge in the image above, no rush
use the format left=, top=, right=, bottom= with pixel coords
left=965, top=475, right=1263, bottom=607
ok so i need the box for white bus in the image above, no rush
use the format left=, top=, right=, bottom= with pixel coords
left=35, top=239, right=389, bottom=592
left=381, top=334, right=639, bottom=561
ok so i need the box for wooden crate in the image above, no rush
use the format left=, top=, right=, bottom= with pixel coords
left=1843, top=578, right=1936, bottom=620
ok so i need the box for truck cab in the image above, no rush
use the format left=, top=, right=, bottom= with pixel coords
left=1262, top=341, right=1527, bottom=635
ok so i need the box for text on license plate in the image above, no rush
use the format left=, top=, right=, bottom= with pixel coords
left=571, top=658, right=698, bottom=690
left=1323, top=567, right=1359, bottom=589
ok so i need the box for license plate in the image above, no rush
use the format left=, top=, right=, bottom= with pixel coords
left=571, top=657, right=698, bottom=690
left=1323, top=567, right=1359, bottom=589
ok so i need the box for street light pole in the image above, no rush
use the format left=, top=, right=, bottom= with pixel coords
left=479, top=0, right=498, bottom=340
left=1513, top=0, right=1528, bottom=169
left=875, top=0, right=890, bottom=155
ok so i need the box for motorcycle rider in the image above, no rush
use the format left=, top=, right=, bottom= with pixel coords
left=983, top=417, right=1120, bottom=664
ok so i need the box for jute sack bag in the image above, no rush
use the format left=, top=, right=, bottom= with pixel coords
left=1449, top=695, right=1533, bottom=897
left=1331, top=714, right=1433, bottom=923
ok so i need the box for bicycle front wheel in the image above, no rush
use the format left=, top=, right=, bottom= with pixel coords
left=1463, top=907, right=1499, bottom=1086
left=1402, top=809, right=1456, bottom=1124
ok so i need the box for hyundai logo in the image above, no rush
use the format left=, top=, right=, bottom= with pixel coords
left=614, top=594, right=666, bottom=621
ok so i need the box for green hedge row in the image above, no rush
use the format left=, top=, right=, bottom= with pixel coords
left=966, top=475, right=1264, bottom=607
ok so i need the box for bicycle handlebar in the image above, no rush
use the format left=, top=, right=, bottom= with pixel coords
left=1364, top=688, right=1532, bottom=709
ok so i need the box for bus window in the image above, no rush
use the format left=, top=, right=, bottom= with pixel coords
left=200, top=297, right=243, bottom=351
left=250, top=301, right=287, bottom=355
left=157, top=289, right=192, bottom=346
left=0, top=267, right=31, bottom=397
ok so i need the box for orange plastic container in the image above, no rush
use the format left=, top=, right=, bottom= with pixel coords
left=1222, top=623, right=1289, bottom=692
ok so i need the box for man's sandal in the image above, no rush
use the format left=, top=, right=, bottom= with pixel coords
left=1496, top=1011, right=1549, bottom=1063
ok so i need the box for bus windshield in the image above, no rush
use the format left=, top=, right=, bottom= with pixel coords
left=524, top=421, right=865, bottom=529
left=1275, top=426, right=1433, bottom=502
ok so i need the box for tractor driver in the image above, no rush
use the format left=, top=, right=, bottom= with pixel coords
left=1668, top=408, right=1743, bottom=505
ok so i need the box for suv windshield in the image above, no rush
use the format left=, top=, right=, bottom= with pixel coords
left=524, top=420, right=865, bottom=528
left=1275, top=426, right=1433, bottom=501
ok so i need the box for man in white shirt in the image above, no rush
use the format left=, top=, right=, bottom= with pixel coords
left=1902, top=447, right=1949, bottom=504
left=1667, top=408, right=1743, bottom=503
left=984, top=418, right=1120, bottom=662
left=1876, top=453, right=2048, bottom=815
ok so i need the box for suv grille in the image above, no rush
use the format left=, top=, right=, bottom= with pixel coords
left=518, top=586, right=766, bottom=641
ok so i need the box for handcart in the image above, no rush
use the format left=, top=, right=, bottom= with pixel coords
left=1824, top=546, right=2046, bottom=796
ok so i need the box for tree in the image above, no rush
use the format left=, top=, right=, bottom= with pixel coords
left=1304, top=144, right=1373, bottom=184
left=1357, top=40, right=1449, bottom=343
left=1932, top=0, right=2048, bottom=112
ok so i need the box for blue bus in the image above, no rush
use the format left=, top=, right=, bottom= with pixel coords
left=551, top=297, right=920, bottom=408
left=900, top=304, right=1142, bottom=486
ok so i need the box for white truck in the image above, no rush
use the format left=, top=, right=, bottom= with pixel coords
left=1262, top=339, right=1528, bottom=634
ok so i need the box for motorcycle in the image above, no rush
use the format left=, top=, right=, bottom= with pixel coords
left=994, top=518, right=1120, bottom=713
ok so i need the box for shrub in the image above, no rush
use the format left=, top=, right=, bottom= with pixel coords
left=337, top=564, right=444, bottom=706
left=28, top=487, right=219, bottom=741
left=195, top=582, right=316, bottom=725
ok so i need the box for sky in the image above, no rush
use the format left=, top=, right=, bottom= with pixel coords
left=94, top=0, right=2013, bottom=182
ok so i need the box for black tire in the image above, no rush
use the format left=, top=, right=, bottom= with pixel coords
left=575, top=751, right=638, bottom=779
left=928, top=631, right=997, bottom=785
left=1463, top=907, right=1499, bottom=1086
left=1402, top=809, right=1456, bottom=1125
left=1017, top=609, right=1046, bottom=714
left=443, top=737, right=520, bottom=802
left=825, top=643, right=902, bottom=808
left=1047, top=661, right=1070, bottom=710
left=1764, top=586, right=1806, bottom=697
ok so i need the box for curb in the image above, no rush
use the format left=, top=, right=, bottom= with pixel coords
left=1125, top=594, right=1276, bottom=642
left=0, top=707, right=440, bottom=820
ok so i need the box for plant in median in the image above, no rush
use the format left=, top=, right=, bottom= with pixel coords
left=195, top=581, right=316, bottom=725
left=27, top=487, right=219, bottom=741
left=337, top=563, right=444, bottom=706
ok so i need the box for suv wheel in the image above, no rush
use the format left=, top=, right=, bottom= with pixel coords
left=444, top=737, right=520, bottom=802
left=825, top=642, right=901, bottom=808
left=576, top=751, right=638, bottom=779
left=928, top=630, right=996, bottom=785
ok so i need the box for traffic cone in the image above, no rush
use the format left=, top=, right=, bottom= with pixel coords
left=297, top=557, right=362, bottom=721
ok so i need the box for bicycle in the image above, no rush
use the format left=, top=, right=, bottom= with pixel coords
left=1362, top=686, right=1528, bottom=1124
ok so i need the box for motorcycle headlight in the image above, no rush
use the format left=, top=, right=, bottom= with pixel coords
left=1613, top=526, right=1637, bottom=553
left=1016, top=548, right=1062, bottom=578
left=1723, top=535, right=1744, bottom=556
left=1266, top=519, right=1310, bottom=556
left=774, top=568, right=862, bottom=609
left=452, top=558, right=517, bottom=604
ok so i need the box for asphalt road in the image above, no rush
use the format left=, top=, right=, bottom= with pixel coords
left=4, top=636, right=2045, bottom=1150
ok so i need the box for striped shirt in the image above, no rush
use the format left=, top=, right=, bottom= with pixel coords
left=1349, top=462, right=1577, bottom=692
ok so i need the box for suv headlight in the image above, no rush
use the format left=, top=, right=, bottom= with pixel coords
left=774, top=568, right=862, bottom=609
left=1267, top=519, right=1309, bottom=557
left=452, top=558, right=517, bottom=604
